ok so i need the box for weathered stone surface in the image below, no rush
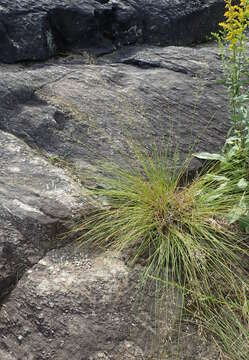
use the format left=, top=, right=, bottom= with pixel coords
left=0, top=246, right=219, bottom=360
left=0, top=247, right=156, bottom=359
left=0, top=0, right=225, bottom=63
left=0, top=40, right=229, bottom=358
left=0, top=44, right=229, bottom=172
left=0, top=130, right=82, bottom=299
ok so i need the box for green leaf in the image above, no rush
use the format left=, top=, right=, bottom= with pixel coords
left=238, top=216, right=249, bottom=234
left=228, top=195, right=248, bottom=224
left=205, top=174, right=228, bottom=182
left=237, top=178, right=248, bottom=190
left=216, top=78, right=226, bottom=85
left=228, top=208, right=244, bottom=224
left=193, top=152, right=225, bottom=161
left=225, top=136, right=240, bottom=145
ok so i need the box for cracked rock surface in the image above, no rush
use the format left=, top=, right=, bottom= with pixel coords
left=0, top=1, right=230, bottom=359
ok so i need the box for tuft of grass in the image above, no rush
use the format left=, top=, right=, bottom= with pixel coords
left=194, top=296, right=249, bottom=360
left=71, top=149, right=249, bottom=359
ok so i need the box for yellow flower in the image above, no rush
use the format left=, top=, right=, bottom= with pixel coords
left=219, top=0, right=249, bottom=49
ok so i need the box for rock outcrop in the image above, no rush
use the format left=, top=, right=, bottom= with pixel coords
left=0, top=1, right=230, bottom=359
left=0, top=42, right=229, bottom=359
left=0, top=0, right=225, bottom=63
left=0, top=246, right=219, bottom=360
left=0, top=45, right=228, bottom=170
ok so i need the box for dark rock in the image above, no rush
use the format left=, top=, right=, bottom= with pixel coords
left=0, top=41, right=229, bottom=358
left=0, top=44, right=229, bottom=173
left=0, top=0, right=225, bottom=63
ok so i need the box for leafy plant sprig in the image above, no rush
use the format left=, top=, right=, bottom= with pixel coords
left=195, top=0, right=249, bottom=227
left=218, top=0, right=249, bottom=140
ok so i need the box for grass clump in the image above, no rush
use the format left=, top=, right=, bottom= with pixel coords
left=73, top=152, right=244, bottom=285
left=70, top=1, right=249, bottom=358
left=71, top=149, right=249, bottom=359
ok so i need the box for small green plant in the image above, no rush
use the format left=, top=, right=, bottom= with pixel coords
left=71, top=149, right=249, bottom=358
left=217, top=0, right=249, bottom=138
left=70, top=1, right=249, bottom=358
left=195, top=0, right=249, bottom=230
left=196, top=0, right=249, bottom=152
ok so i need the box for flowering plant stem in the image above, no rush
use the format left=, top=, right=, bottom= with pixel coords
left=218, top=0, right=249, bottom=142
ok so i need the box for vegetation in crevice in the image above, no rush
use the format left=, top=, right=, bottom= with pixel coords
left=70, top=1, right=249, bottom=358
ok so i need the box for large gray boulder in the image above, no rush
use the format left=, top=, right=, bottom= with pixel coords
left=0, top=246, right=219, bottom=360
left=0, top=44, right=229, bottom=172
left=0, top=0, right=225, bottom=63
left=0, top=43, right=229, bottom=358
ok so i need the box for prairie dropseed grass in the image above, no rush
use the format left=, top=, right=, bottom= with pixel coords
left=71, top=148, right=249, bottom=359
